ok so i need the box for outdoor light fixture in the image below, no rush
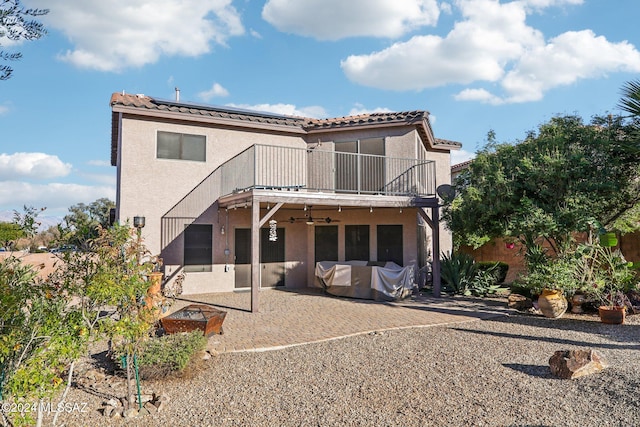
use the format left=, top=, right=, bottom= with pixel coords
left=133, top=216, right=145, bottom=228
left=369, top=207, right=373, bottom=213
left=338, top=206, right=342, bottom=212
left=306, top=217, right=314, bottom=225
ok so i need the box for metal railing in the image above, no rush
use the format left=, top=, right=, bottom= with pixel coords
left=226, top=144, right=436, bottom=196
left=162, top=144, right=436, bottom=247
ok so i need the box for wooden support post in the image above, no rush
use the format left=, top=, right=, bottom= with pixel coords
left=431, top=206, right=441, bottom=298
left=251, top=199, right=260, bottom=313
left=418, top=207, right=441, bottom=298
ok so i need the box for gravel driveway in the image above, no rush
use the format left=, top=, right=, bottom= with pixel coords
left=46, top=310, right=640, bottom=427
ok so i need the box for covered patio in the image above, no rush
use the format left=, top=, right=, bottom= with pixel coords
left=168, top=288, right=511, bottom=353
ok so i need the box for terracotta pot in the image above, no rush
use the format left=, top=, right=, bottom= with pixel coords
left=537, top=289, right=568, bottom=318
left=571, top=293, right=586, bottom=314
left=598, top=306, right=626, bottom=324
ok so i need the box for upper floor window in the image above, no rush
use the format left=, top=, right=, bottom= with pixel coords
left=157, top=131, right=206, bottom=162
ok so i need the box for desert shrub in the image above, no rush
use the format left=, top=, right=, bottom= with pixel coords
left=477, top=261, right=509, bottom=284
left=441, top=252, right=476, bottom=295
left=440, top=252, right=504, bottom=297
left=136, top=331, right=207, bottom=380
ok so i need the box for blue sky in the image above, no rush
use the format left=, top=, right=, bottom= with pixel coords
left=1, top=0, right=639, bottom=218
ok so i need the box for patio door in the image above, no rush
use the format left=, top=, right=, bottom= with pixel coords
left=234, top=228, right=285, bottom=288
left=377, top=225, right=403, bottom=266
left=335, top=138, right=384, bottom=194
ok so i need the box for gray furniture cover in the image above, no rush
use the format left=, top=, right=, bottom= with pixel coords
left=314, top=261, right=414, bottom=301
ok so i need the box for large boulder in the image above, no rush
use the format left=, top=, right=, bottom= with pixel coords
left=549, top=349, right=608, bottom=379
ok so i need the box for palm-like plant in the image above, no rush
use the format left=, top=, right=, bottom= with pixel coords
left=618, top=79, right=640, bottom=117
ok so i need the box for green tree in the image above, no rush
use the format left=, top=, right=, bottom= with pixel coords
left=58, top=198, right=115, bottom=249
left=50, top=222, right=159, bottom=411
left=444, top=114, right=640, bottom=256
left=0, top=222, right=23, bottom=248
left=0, top=0, right=48, bottom=80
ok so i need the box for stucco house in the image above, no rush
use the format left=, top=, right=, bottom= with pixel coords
left=110, top=92, right=460, bottom=311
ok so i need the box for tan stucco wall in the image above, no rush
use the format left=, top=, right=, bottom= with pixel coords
left=116, top=116, right=306, bottom=256
left=116, top=115, right=454, bottom=294
left=167, top=206, right=427, bottom=294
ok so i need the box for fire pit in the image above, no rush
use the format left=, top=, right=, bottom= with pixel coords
left=161, top=304, right=226, bottom=336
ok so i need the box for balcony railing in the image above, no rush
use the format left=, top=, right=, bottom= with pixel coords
left=162, top=144, right=436, bottom=247
left=221, top=144, right=436, bottom=197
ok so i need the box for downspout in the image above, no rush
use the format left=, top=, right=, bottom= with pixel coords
left=115, top=112, right=123, bottom=222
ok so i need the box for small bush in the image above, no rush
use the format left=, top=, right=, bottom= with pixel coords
left=137, top=331, right=207, bottom=380
left=441, top=252, right=476, bottom=295
left=477, top=261, right=509, bottom=284
left=441, top=252, right=504, bottom=297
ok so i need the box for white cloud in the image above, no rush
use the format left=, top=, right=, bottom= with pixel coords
left=341, top=0, right=543, bottom=90
left=0, top=153, right=71, bottom=180
left=497, top=30, right=640, bottom=103
left=198, top=83, right=230, bottom=101
left=348, top=104, right=392, bottom=116
left=79, top=172, right=116, bottom=186
left=0, top=105, right=9, bottom=115
left=87, top=159, right=111, bottom=167
left=0, top=181, right=115, bottom=217
left=226, top=103, right=327, bottom=118
left=25, top=0, right=244, bottom=71
left=340, top=0, right=640, bottom=104
left=454, top=88, right=504, bottom=105
left=262, top=0, right=440, bottom=40
left=450, top=149, right=475, bottom=165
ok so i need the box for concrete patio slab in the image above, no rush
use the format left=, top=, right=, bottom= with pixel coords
left=167, top=288, right=512, bottom=354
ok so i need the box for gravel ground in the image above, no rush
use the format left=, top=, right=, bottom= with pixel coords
left=36, top=311, right=640, bottom=427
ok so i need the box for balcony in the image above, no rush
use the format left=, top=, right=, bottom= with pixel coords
left=162, top=144, right=437, bottom=247
left=220, top=144, right=436, bottom=197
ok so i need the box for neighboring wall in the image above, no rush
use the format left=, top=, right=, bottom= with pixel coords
left=460, top=232, right=640, bottom=284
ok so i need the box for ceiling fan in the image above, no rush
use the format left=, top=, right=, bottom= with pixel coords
left=288, top=216, right=340, bottom=224
left=287, top=206, right=340, bottom=225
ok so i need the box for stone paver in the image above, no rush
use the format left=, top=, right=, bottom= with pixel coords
left=168, top=288, right=512, bottom=353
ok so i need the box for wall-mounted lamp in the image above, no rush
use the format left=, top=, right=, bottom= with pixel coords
left=133, top=216, right=146, bottom=229
left=369, top=207, right=373, bottom=213
left=338, top=206, right=342, bottom=212
left=220, top=226, right=225, bottom=235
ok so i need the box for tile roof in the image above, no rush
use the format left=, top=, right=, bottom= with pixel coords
left=304, top=110, right=428, bottom=131
left=110, top=92, right=307, bottom=127
left=110, top=92, right=461, bottom=165
left=451, top=159, right=474, bottom=174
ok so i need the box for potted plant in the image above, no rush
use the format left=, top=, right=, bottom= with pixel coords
left=522, top=258, right=578, bottom=318
left=577, top=242, right=637, bottom=324
left=597, top=291, right=629, bottom=324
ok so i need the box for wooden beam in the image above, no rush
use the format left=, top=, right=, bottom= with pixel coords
left=431, top=206, right=441, bottom=298
left=259, top=202, right=284, bottom=227
left=251, top=198, right=260, bottom=313
left=419, top=208, right=441, bottom=298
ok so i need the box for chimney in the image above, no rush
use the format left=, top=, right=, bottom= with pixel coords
left=175, top=87, right=180, bottom=102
